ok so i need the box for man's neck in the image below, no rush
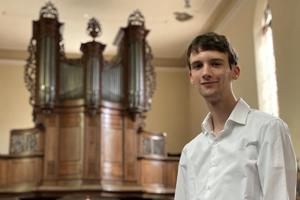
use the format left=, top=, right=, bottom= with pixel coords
left=206, top=96, right=238, bottom=135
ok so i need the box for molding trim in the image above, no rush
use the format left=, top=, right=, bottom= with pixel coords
left=156, top=66, right=187, bottom=73
left=0, top=59, right=26, bottom=66
left=0, top=49, right=28, bottom=60
left=152, top=57, right=185, bottom=68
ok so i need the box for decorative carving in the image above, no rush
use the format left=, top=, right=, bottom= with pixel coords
left=10, top=128, right=42, bottom=155
left=59, top=39, right=66, bottom=59
left=145, top=41, right=156, bottom=109
left=39, top=1, right=58, bottom=19
left=10, top=134, right=26, bottom=154
left=87, top=18, right=102, bottom=40
left=24, top=38, right=37, bottom=106
left=140, top=131, right=166, bottom=157
left=143, top=138, right=151, bottom=155
left=27, top=133, right=38, bottom=152
left=153, top=139, right=165, bottom=155
left=128, top=10, right=145, bottom=26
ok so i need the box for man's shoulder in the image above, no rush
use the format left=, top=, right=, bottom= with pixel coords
left=247, top=109, right=289, bottom=137
left=248, top=108, right=285, bottom=125
left=237, top=99, right=284, bottom=124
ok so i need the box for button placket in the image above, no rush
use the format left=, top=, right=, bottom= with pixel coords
left=205, top=139, right=218, bottom=199
left=210, top=140, right=218, bottom=167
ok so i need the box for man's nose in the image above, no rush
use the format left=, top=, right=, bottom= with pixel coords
left=202, top=64, right=212, bottom=79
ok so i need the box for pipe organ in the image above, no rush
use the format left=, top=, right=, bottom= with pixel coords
left=0, top=2, right=179, bottom=199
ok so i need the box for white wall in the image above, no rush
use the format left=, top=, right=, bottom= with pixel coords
left=145, top=67, right=190, bottom=153
left=0, top=60, right=34, bottom=154
left=215, top=0, right=258, bottom=108
left=270, top=0, right=300, bottom=156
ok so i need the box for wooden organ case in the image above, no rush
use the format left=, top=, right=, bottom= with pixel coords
left=0, top=2, right=179, bottom=200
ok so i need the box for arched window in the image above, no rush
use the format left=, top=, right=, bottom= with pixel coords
left=255, top=4, right=279, bottom=116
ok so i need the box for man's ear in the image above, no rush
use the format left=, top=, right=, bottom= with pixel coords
left=232, top=65, right=240, bottom=80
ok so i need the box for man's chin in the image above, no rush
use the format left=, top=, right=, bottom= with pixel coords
left=199, top=90, right=216, bottom=98
left=200, top=92, right=221, bottom=103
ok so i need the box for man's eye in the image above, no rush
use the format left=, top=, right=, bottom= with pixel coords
left=211, top=62, right=221, bottom=67
left=192, top=63, right=202, bottom=69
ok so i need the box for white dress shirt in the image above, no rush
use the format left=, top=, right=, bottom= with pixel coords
left=174, top=99, right=297, bottom=200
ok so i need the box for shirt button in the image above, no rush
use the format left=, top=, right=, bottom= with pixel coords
left=211, top=161, right=216, bottom=167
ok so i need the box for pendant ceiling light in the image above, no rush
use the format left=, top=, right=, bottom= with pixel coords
left=174, top=0, right=193, bottom=22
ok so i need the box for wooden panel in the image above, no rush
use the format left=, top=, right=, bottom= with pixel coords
left=59, top=127, right=81, bottom=161
left=9, top=158, right=42, bottom=185
left=101, top=112, right=123, bottom=180
left=43, top=114, right=59, bottom=180
left=124, top=122, right=136, bottom=161
left=101, top=127, right=123, bottom=180
left=60, top=113, right=81, bottom=127
left=165, top=161, right=178, bottom=187
left=124, top=162, right=137, bottom=181
left=83, top=115, right=100, bottom=179
left=101, top=113, right=123, bottom=129
left=47, top=114, right=57, bottom=126
left=0, top=160, right=8, bottom=186
left=102, top=162, right=123, bottom=180
left=10, top=160, right=34, bottom=184
left=47, top=160, right=55, bottom=177
left=140, top=160, right=164, bottom=185
left=59, top=162, right=82, bottom=176
left=45, top=126, right=58, bottom=161
left=102, top=128, right=122, bottom=162
left=58, top=113, right=83, bottom=178
left=124, top=124, right=137, bottom=181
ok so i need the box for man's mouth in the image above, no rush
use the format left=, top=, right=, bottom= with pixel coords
left=201, top=81, right=218, bottom=85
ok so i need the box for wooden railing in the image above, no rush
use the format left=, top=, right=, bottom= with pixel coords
left=0, top=154, right=43, bottom=191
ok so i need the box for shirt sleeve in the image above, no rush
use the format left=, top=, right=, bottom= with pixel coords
left=174, top=148, right=188, bottom=200
left=257, top=119, right=297, bottom=200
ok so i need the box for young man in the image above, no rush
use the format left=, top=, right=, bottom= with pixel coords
left=174, top=32, right=297, bottom=200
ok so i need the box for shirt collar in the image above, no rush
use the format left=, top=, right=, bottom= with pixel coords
left=227, top=98, right=251, bottom=125
left=201, top=98, right=251, bottom=134
left=202, top=113, right=213, bottom=134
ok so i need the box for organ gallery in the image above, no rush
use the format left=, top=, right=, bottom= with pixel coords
left=0, top=2, right=179, bottom=199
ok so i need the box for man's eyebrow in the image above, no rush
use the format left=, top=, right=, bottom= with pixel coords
left=210, top=58, right=225, bottom=62
left=191, top=58, right=224, bottom=65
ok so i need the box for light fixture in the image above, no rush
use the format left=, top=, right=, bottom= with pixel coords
left=174, top=0, right=193, bottom=22
left=184, top=0, right=191, bottom=8
left=174, top=12, right=193, bottom=22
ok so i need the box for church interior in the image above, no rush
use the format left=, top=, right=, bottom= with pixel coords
left=0, top=0, right=299, bottom=199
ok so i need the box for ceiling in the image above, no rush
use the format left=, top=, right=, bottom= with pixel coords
left=0, top=0, right=237, bottom=61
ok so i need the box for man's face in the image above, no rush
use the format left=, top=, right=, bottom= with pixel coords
left=189, top=50, right=240, bottom=102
